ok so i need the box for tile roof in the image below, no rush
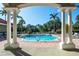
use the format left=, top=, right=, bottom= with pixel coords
left=0, top=18, right=13, bottom=25
left=0, top=18, right=7, bottom=24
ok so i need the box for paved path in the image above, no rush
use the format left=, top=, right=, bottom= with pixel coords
left=0, top=38, right=79, bottom=56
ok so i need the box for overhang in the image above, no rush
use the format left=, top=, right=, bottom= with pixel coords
left=3, top=3, right=76, bottom=9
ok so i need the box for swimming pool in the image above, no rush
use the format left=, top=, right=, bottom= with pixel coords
left=21, top=34, right=59, bottom=41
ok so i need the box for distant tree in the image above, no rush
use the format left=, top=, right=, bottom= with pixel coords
left=36, top=24, right=44, bottom=33
left=26, top=24, right=33, bottom=34
left=0, top=9, right=7, bottom=21
left=74, top=14, right=79, bottom=30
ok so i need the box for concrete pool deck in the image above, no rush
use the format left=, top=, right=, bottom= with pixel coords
left=0, top=36, right=79, bottom=56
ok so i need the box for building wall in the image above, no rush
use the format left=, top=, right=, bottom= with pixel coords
left=0, top=25, right=6, bottom=32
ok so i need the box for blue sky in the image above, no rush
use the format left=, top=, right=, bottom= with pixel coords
left=19, top=6, right=60, bottom=25
left=0, top=3, right=79, bottom=25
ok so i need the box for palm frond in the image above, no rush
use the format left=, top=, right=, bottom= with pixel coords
left=50, top=14, right=55, bottom=19
left=50, top=13, right=59, bottom=20
left=50, top=17, right=53, bottom=19
left=54, top=13, right=58, bottom=17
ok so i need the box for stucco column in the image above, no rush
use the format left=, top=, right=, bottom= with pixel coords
left=66, top=9, right=75, bottom=49
left=11, top=8, right=19, bottom=48
left=59, top=8, right=67, bottom=49
left=4, top=9, right=11, bottom=49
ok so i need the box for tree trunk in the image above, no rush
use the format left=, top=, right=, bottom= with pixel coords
left=54, top=23, right=56, bottom=33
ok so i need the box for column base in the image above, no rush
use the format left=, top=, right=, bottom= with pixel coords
left=11, top=42, right=19, bottom=48
left=59, top=42, right=68, bottom=49
left=59, top=42, right=75, bottom=50
left=4, top=43, right=12, bottom=50
left=64, top=42, right=75, bottom=50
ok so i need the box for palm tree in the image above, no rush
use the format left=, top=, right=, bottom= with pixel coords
left=43, top=22, right=51, bottom=32
left=50, top=13, right=58, bottom=20
left=17, top=18, right=26, bottom=34
left=10, top=10, right=26, bottom=34
left=0, top=9, right=7, bottom=21
left=49, top=13, right=61, bottom=33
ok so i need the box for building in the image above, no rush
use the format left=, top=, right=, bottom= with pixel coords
left=0, top=18, right=13, bottom=33
left=0, top=18, right=7, bottom=32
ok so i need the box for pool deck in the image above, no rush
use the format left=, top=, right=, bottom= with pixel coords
left=0, top=34, right=79, bottom=56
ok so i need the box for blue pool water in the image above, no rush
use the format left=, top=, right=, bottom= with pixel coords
left=21, top=34, right=58, bottom=41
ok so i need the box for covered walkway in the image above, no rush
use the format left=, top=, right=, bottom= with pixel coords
left=2, top=3, right=78, bottom=50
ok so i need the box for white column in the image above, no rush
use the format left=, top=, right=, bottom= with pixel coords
left=61, top=9, right=66, bottom=43
left=66, top=9, right=75, bottom=49
left=68, top=9, right=73, bottom=43
left=60, top=8, right=67, bottom=49
left=11, top=9, right=19, bottom=48
left=13, top=10, right=17, bottom=43
left=4, top=10, right=11, bottom=49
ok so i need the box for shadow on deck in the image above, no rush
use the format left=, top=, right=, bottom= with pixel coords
left=8, top=48, right=31, bottom=56
left=64, top=48, right=79, bottom=52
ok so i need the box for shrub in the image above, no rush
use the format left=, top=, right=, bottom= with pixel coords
left=56, top=29, right=61, bottom=34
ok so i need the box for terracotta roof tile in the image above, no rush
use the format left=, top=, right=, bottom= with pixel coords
left=0, top=18, right=7, bottom=24
left=0, top=18, right=13, bottom=25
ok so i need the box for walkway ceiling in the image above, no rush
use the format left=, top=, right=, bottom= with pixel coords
left=3, top=3, right=76, bottom=9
